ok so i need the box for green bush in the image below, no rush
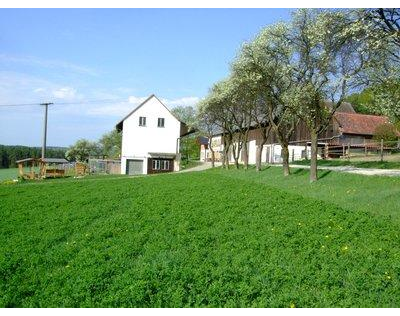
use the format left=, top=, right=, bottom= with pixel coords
left=373, top=123, right=399, bottom=146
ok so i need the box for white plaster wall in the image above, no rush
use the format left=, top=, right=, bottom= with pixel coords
left=248, top=140, right=257, bottom=165
left=120, top=96, right=181, bottom=174
left=263, top=144, right=311, bottom=163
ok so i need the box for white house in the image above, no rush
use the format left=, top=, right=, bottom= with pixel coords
left=116, top=94, right=189, bottom=175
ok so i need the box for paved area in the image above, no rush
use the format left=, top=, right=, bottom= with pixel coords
left=283, top=164, right=400, bottom=177
left=179, top=162, right=222, bottom=173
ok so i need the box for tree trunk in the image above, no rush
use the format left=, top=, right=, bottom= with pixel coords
left=224, top=145, right=230, bottom=170
left=210, top=148, right=215, bottom=168
left=243, top=141, right=249, bottom=170
left=281, top=143, right=290, bottom=177
left=233, top=144, right=239, bottom=169
left=224, top=151, right=229, bottom=169
left=256, top=129, right=269, bottom=172
left=234, top=156, right=239, bottom=169
left=255, top=145, right=263, bottom=172
left=310, top=128, right=318, bottom=182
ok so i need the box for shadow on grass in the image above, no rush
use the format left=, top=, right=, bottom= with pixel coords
left=318, top=170, right=332, bottom=180
left=292, top=168, right=308, bottom=175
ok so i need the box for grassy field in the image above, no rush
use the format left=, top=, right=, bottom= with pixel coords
left=1, top=168, right=400, bottom=307
left=292, top=159, right=400, bottom=169
left=0, top=168, right=19, bottom=181
left=180, top=160, right=203, bottom=170
left=220, top=166, right=400, bottom=222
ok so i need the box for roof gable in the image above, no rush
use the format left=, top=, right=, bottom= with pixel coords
left=115, top=94, right=184, bottom=131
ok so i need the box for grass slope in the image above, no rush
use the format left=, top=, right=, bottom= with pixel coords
left=216, top=166, right=400, bottom=223
left=292, top=159, right=400, bottom=169
left=1, top=170, right=400, bottom=307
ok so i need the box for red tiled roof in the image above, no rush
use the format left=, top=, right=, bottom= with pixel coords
left=334, top=112, right=389, bottom=136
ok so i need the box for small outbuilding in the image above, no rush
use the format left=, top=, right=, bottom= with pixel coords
left=16, top=158, right=69, bottom=179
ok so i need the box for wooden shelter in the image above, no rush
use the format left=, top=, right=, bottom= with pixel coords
left=75, top=162, right=88, bottom=176
left=16, top=158, right=69, bottom=179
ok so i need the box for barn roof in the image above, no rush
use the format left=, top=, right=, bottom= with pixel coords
left=42, top=158, right=69, bottom=163
left=334, top=112, right=389, bottom=136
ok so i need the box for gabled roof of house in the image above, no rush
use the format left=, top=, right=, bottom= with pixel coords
left=197, top=136, right=209, bottom=145
left=333, top=112, right=389, bottom=136
left=326, top=101, right=356, bottom=113
left=115, top=94, right=185, bottom=131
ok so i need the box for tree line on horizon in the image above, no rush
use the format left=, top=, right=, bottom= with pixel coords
left=0, top=145, right=67, bottom=169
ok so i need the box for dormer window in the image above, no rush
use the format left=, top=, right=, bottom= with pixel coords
left=139, top=116, right=146, bottom=126
left=158, top=118, right=165, bottom=128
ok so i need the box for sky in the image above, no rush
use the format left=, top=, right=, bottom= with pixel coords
left=0, top=8, right=292, bottom=147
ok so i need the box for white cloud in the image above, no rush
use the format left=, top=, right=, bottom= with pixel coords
left=162, top=96, right=200, bottom=108
left=128, top=96, right=148, bottom=104
left=52, top=87, right=77, bottom=99
left=0, top=71, right=56, bottom=104
left=33, top=87, right=45, bottom=93
left=86, top=102, right=135, bottom=117
left=0, top=54, right=98, bottom=76
left=85, top=95, right=201, bottom=117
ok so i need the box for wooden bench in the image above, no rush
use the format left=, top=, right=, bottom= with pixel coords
left=45, top=169, right=65, bottom=178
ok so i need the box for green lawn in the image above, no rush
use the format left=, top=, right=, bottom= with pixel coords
left=180, top=160, right=202, bottom=170
left=292, top=159, right=400, bottom=169
left=218, top=166, right=400, bottom=223
left=1, top=168, right=400, bottom=307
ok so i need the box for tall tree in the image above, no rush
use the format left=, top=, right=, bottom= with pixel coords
left=204, top=81, right=237, bottom=169
left=356, top=9, right=400, bottom=122
left=279, top=9, right=381, bottom=182
left=99, top=130, right=122, bottom=159
left=233, top=23, right=298, bottom=176
left=171, top=105, right=198, bottom=128
left=197, top=99, right=219, bottom=167
left=362, top=8, right=400, bottom=55
left=65, top=139, right=101, bottom=163
left=223, top=75, right=254, bottom=170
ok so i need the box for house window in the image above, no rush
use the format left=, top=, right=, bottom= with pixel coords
left=139, top=116, right=146, bottom=126
left=152, top=159, right=169, bottom=170
left=161, top=160, right=170, bottom=170
left=152, top=159, right=161, bottom=170
left=158, top=118, right=165, bottom=128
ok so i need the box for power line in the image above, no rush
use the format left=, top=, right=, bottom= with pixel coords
left=55, top=98, right=128, bottom=105
left=0, top=102, right=42, bottom=107
left=0, top=98, right=129, bottom=107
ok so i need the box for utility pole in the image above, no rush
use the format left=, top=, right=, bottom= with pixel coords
left=40, top=102, right=53, bottom=159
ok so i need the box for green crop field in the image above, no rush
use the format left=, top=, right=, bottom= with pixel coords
left=1, top=168, right=400, bottom=307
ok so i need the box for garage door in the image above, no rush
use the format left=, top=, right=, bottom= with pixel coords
left=126, top=159, right=143, bottom=175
